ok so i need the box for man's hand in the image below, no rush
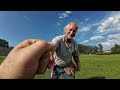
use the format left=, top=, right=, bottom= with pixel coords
left=73, top=56, right=80, bottom=72
left=0, top=39, right=53, bottom=79
left=75, top=63, right=80, bottom=72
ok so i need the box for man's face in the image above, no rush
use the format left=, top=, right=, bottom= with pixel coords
left=65, top=24, right=78, bottom=39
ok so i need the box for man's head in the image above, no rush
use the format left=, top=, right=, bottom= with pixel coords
left=64, top=22, right=79, bottom=39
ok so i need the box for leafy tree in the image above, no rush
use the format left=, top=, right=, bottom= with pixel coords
left=0, top=39, right=9, bottom=47
left=98, top=44, right=103, bottom=53
left=111, top=44, right=120, bottom=54
left=78, top=44, right=98, bottom=54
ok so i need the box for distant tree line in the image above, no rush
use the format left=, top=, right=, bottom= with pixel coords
left=78, top=44, right=99, bottom=54
left=78, top=43, right=120, bottom=54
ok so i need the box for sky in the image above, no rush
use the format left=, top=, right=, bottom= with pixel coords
left=0, top=11, right=120, bottom=51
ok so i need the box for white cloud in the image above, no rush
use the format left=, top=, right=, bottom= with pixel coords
left=97, top=34, right=120, bottom=51
left=99, top=39, right=120, bottom=51
left=58, top=13, right=68, bottom=19
left=109, top=11, right=120, bottom=15
left=99, top=42, right=112, bottom=51
left=107, top=34, right=120, bottom=44
left=108, top=34, right=120, bottom=39
left=59, top=16, right=63, bottom=19
left=90, top=36, right=104, bottom=41
left=57, top=22, right=61, bottom=26
left=79, top=26, right=91, bottom=32
left=78, top=22, right=100, bottom=33
left=65, top=11, right=72, bottom=14
left=58, top=11, right=72, bottom=19
left=80, top=40, right=89, bottom=44
left=85, top=18, right=90, bottom=21
left=92, top=22, right=100, bottom=27
left=62, top=13, right=68, bottom=18
left=97, top=13, right=120, bottom=33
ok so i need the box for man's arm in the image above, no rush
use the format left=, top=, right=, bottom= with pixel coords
left=73, top=56, right=80, bottom=71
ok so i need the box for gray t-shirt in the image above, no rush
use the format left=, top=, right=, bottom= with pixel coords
left=51, top=35, right=79, bottom=67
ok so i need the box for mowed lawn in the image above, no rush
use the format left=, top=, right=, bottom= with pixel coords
left=0, top=54, right=120, bottom=79
left=0, top=56, right=6, bottom=64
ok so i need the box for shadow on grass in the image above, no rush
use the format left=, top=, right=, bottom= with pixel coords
left=88, top=76, right=106, bottom=79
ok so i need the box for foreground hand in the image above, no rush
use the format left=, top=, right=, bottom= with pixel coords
left=0, top=39, right=53, bottom=79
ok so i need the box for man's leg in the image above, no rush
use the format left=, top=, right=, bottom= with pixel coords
left=51, top=66, right=60, bottom=79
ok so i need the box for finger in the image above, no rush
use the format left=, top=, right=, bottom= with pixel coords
left=48, top=42, right=54, bottom=48
left=22, top=40, right=52, bottom=58
left=14, top=39, right=40, bottom=50
left=47, top=51, right=54, bottom=69
left=36, top=52, right=50, bottom=74
left=48, top=42, right=55, bottom=51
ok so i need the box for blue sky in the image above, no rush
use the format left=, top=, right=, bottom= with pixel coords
left=0, top=11, right=120, bottom=50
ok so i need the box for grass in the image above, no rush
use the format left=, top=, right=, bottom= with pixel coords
left=0, top=54, right=120, bottom=79
left=0, top=56, right=6, bottom=64
left=76, top=54, right=120, bottom=79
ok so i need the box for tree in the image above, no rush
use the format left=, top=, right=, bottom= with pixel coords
left=0, top=39, right=9, bottom=47
left=78, top=44, right=98, bottom=54
left=111, top=44, right=120, bottom=54
left=98, top=44, right=103, bottom=53
left=92, top=46, right=98, bottom=54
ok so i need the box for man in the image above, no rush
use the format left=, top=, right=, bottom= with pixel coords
left=50, top=22, right=80, bottom=79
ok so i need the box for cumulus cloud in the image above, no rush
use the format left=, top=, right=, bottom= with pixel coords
left=80, top=27, right=90, bottom=32
left=97, top=34, right=120, bottom=51
left=85, top=18, right=90, bottom=21
left=97, top=14, right=120, bottom=33
left=58, top=11, right=72, bottom=19
left=65, top=11, right=72, bottom=14
left=108, top=34, right=120, bottom=39
left=57, top=22, right=61, bottom=26
left=98, top=42, right=112, bottom=51
left=94, top=12, right=120, bottom=50
left=79, top=25, right=91, bottom=33
left=90, top=36, right=104, bottom=41
left=78, top=22, right=100, bottom=33
left=80, top=40, right=89, bottom=44
left=108, top=34, right=120, bottom=44
left=92, top=22, right=100, bottom=27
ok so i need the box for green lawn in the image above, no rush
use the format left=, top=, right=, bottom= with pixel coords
left=0, top=56, right=6, bottom=64
left=0, top=54, right=120, bottom=79
left=75, top=54, right=120, bottom=79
